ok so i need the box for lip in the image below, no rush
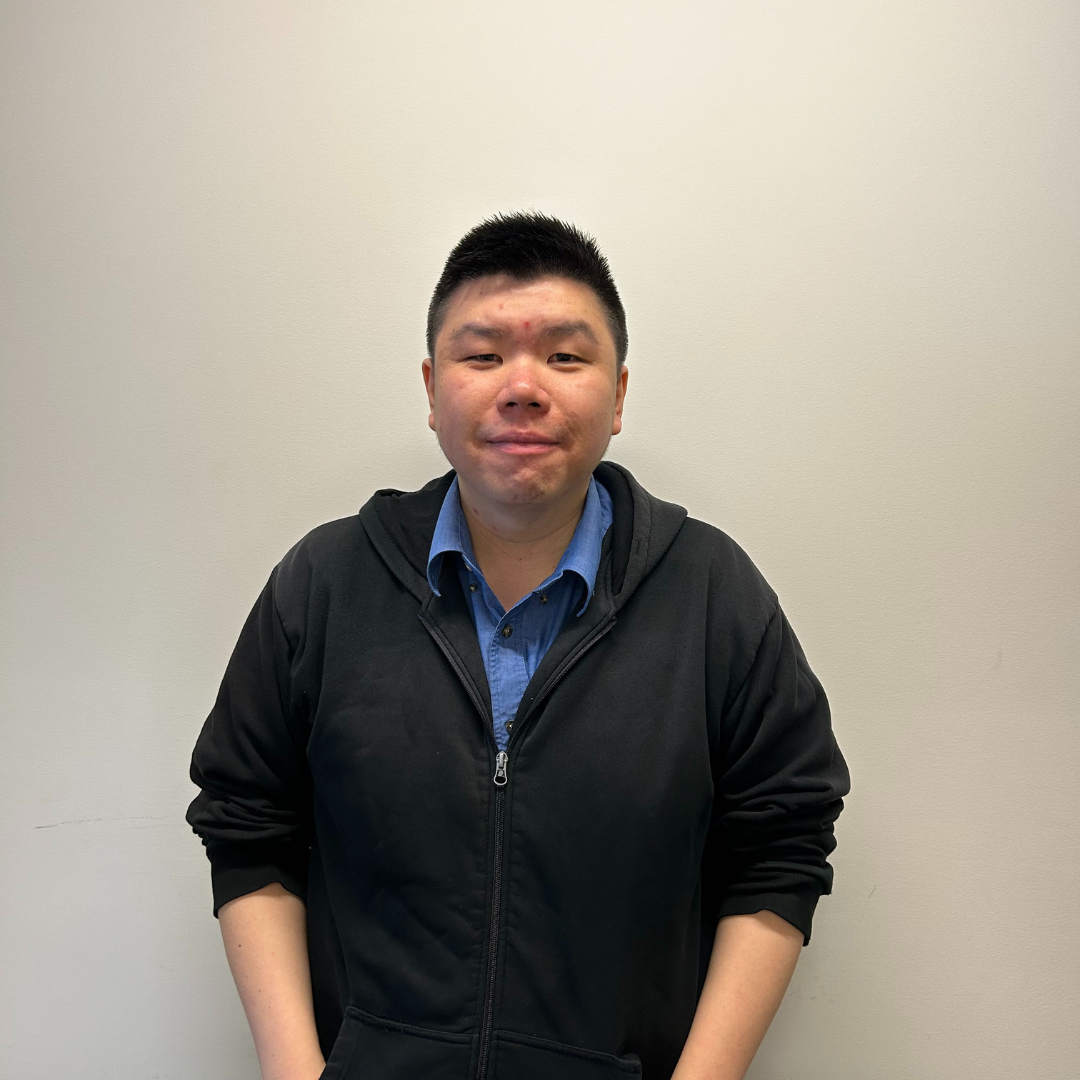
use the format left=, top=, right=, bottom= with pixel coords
left=487, top=433, right=559, bottom=455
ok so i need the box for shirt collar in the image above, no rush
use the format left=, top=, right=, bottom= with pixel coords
left=426, top=475, right=612, bottom=615
left=426, top=476, right=480, bottom=593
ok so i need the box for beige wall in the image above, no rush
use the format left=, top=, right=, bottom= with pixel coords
left=2, top=2, right=1077, bottom=1077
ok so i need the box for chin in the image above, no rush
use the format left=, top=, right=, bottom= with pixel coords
left=473, top=461, right=561, bottom=505
left=490, top=474, right=555, bottom=504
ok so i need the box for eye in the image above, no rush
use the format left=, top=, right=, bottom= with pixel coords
left=465, top=353, right=500, bottom=363
left=551, top=352, right=581, bottom=364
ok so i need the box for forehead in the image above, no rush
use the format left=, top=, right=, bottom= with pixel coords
left=438, top=274, right=608, bottom=333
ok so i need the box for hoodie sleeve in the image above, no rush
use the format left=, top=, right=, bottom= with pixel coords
left=706, top=601, right=850, bottom=944
left=186, top=561, right=314, bottom=915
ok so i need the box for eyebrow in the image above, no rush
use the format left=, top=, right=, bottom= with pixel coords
left=542, top=320, right=599, bottom=344
left=447, top=323, right=506, bottom=342
left=448, top=320, right=599, bottom=345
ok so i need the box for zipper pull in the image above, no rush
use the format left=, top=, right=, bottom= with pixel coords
left=493, top=751, right=508, bottom=787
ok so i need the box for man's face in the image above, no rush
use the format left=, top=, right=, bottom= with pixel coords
left=423, top=274, right=628, bottom=512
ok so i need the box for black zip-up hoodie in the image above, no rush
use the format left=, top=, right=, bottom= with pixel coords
left=187, top=461, right=849, bottom=1080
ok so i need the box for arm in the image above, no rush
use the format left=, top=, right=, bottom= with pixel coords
left=689, top=578, right=849, bottom=1079
left=671, top=911, right=803, bottom=1080
left=218, top=883, right=325, bottom=1080
left=186, top=562, right=323, bottom=1074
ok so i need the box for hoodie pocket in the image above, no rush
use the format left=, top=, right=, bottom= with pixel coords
left=493, top=1029, right=642, bottom=1079
left=320, top=1005, right=476, bottom=1080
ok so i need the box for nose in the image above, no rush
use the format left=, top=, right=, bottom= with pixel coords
left=495, top=358, right=551, bottom=414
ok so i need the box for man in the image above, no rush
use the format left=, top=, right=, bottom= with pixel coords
left=187, top=213, right=849, bottom=1080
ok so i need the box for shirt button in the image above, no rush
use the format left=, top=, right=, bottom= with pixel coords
left=469, top=582, right=478, bottom=592
left=501, top=625, right=513, bottom=638
left=506, top=721, right=514, bottom=732
left=539, top=593, right=548, bottom=604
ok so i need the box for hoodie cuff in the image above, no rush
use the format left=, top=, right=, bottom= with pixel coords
left=716, top=886, right=821, bottom=945
left=205, top=839, right=309, bottom=916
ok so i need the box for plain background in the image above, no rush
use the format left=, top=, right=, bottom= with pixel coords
left=2, top=2, right=1077, bottom=1078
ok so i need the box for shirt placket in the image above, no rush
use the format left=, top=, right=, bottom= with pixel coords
left=491, top=600, right=530, bottom=748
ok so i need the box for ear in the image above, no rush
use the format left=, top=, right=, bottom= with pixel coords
left=611, top=365, right=628, bottom=436
left=422, top=357, right=436, bottom=431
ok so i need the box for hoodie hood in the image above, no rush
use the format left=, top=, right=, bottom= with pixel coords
left=358, top=461, right=688, bottom=611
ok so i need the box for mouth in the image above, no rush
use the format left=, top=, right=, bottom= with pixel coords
left=487, top=433, right=559, bottom=455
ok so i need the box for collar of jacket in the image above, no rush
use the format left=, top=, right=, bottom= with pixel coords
left=357, top=461, right=689, bottom=727
left=359, top=460, right=687, bottom=611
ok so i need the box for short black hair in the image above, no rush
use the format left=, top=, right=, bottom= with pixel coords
left=426, top=212, right=627, bottom=367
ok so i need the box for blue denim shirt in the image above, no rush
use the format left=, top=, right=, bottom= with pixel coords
left=426, top=475, right=613, bottom=750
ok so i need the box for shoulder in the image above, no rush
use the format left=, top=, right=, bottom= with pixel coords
left=662, top=516, right=780, bottom=651
left=274, top=511, right=367, bottom=578
left=266, top=513, right=372, bottom=614
left=279, top=514, right=369, bottom=570
left=673, top=516, right=777, bottom=603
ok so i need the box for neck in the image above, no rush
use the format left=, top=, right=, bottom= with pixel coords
left=457, top=476, right=591, bottom=611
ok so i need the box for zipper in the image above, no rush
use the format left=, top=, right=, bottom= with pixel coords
left=508, top=614, right=617, bottom=750
left=474, top=751, right=508, bottom=1080
left=418, top=612, right=504, bottom=1080
left=418, top=612, right=492, bottom=726
left=420, top=609, right=616, bottom=1079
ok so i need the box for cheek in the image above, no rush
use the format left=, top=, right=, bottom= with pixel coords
left=566, top=389, right=616, bottom=436
left=434, top=388, right=483, bottom=441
